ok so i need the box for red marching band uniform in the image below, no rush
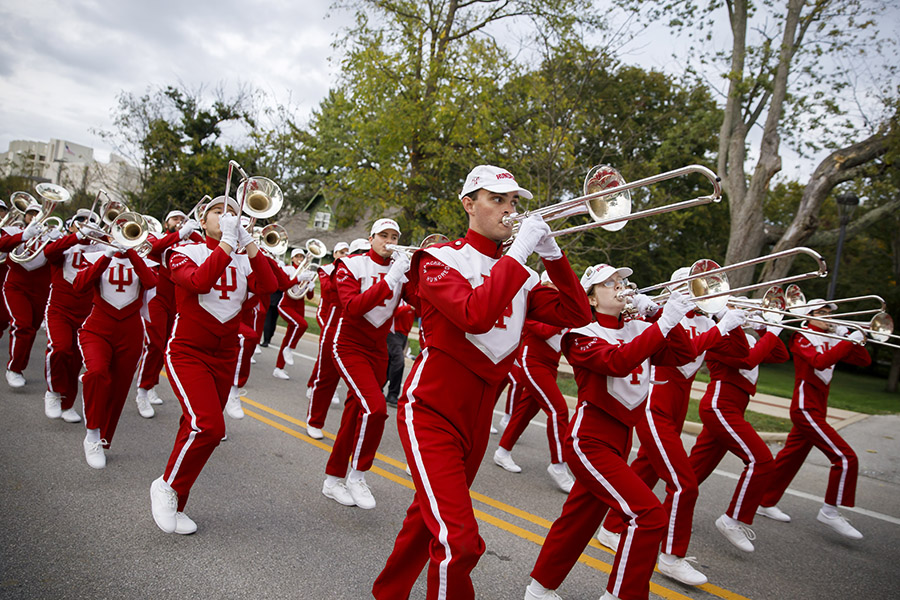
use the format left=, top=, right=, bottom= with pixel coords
left=273, top=253, right=315, bottom=374
left=305, top=258, right=344, bottom=437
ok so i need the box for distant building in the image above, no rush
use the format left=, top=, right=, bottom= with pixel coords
left=0, top=138, right=140, bottom=198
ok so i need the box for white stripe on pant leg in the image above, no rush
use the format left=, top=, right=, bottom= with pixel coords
left=307, top=307, right=335, bottom=423
left=402, top=349, right=453, bottom=600
left=163, top=316, right=201, bottom=484
left=43, top=287, right=57, bottom=392
left=233, top=334, right=245, bottom=386
left=3, top=282, right=19, bottom=370
left=521, top=347, right=563, bottom=462
left=644, top=390, right=684, bottom=555
left=332, top=318, right=375, bottom=472
left=278, top=305, right=301, bottom=348
left=135, top=322, right=151, bottom=387
left=570, top=404, right=639, bottom=598
left=711, top=381, right=757, bottom=519
left=798, top=381, right=850, bottom=505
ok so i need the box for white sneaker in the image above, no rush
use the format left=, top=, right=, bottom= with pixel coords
left=596, top=526, right=620, bottom=551
left=6, top=370, right=25, bottom=388
left=322, top=480, right=356, bottom=506
left=44, top=391, right=62, bottom=419
left=254, top=346, right=262, bottom=355
left=225, top=392, right=244, bottom=419
left=490, top=424, right=499, bottom=434
left=657, top=554, right=708, bottom=586
left=147, top=387, right=163, bottom=405
left=715, top=515, right=756, bottom=552
left=346, top=478, right=376, bottom=509
left=83, top=438, right=107, bottom=469
left=547, top=463, right=574, bottom=493
left=174, top=512, right=197, bottom=535
left=499, top=413, right=511, bottom=430
left=493, top=449, right=522, bottom=473
left=817, top=508, right=863, bottom=540
left=61, top=408, right=82, bottom=423
left=306, top=426, right=324, bottom=440
left=757, top=505, right=791, bottom=523
left=150, top=476, right=178, bottom=533
left=250, top=357, right=257, bottom=364
left=282, top=347, right=294, bottom=366
left=331, top=392, right=340, bottom=405
left=136, top=394, right=155, bottom=418
left=273, top=368, right=290, bottom=380
left=599, top=593, right=621, bottom=600
left=524, top=587, right=563, bottom=600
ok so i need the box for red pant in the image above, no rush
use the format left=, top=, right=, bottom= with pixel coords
left=762, top=381, right=857, bottom=507
left=306, top=306, right=341, bottom=429
left=3, top=279, right=50, bottom=372
left=0, top=266, right=9, bottom=339
left=44, top=304, right=88, bottom=409
left=163, top=337, right=236, bottom=510
left=233, top=322, right=259, bottom=388
left=275, top=302, right=307, bottom=369
left=137, top=297, right=174, bottom=390
left=689, top=380, right=774, bottom=524
left=79, top=311, right=144, bottom=445
left=604, top=378, right=698, bottom=556
left=498, top=353, right=568, bottom=464
left=326, top=339, right=388, bottom=477
left=373, top=348, right=499, bottom=600
left=532, top=403, right=666, bottom=600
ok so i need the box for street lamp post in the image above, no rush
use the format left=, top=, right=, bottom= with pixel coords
left=826, top=192, right=860, bottom=301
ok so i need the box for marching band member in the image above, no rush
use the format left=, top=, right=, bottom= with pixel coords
left=322, top=219, right=412, bottom=509
left=1, top=201, right=55, bottom=388
left=272, top=247, right=315, bottom=380
left=373, top=165, right=592, bottom=600
left=384, top=300, right=416, bottom=406
left=304, top=241, right=350, bottom=439
left=759, top=300, right=871, bottom=539
left=524, top=264, right=694, bottom=600
left=135, top=210, right=200, bottom=417
left=40, top=209, right=100, bottom=422
left=688, top=314, right=789, bottom=552
left=595, top=269, right=749, bottom=586
left=493, top=271, right=577, bottom=493
left=73, top=240, right=158, bottom=468
left=149, top=196, right=276, bottom=534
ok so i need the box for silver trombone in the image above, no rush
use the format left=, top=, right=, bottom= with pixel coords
left=386, top=233, right=449, bottom=257
left=504, top=164, right=722, bottom=239
left=257, top=223, right=289, bottom=257
left=10, top=183, right=72, bottom=264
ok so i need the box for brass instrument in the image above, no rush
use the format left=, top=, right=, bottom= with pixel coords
left=0, top=191, right=35, bottom=228
left=258, top=223, right=289, bottom=257
left=287, top=239, right=327, bottom=300
left=9, top=183, right=72, bottom=264
left=386, top=233, right=449, bottom=257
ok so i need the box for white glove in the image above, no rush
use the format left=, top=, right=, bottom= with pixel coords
left=236, top=224, right=255, bottom=249
left=21, top=220, right=41, bottom=241
left=848, top=329, right=865, bottom=344
left=631, top=294, right=659, bottom=318
left=46, top=228, right=63, bottom=241
left=103, top=244, right=119, bottom=258
left=658, top=291, right=692, bottom=336
left=179, top=219, right=199, bottom=240
left=834, top=324, right=849, bottom=337
left=384, top=251, right=411, bottom=288
left=533, top=232, right=563, bottom=261
left=716, top=309, right=747, bottom=334
left=297, top=269, right=316, bottom=283
left=218, top=214, right=240, bottom=249
left=506, top=216, right=550, bottom=265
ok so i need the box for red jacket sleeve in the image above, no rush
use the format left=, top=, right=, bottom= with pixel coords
left=695, top=326, right=750, bottom=359
left=0, top=231, right=24, bottom=253
left=709, top=331, right=788, bottom=369
left=125, top=249, right=158, bottom=289
left=147, top=231, right=182, bottom=261
left=42, top=233, right=82, bottom=262
left=790, top=334, right=871, bottom=369
left=527, top=320, right=565, bottom=340
left=73, top=254, right=112, bottom=293
left=563, top=324, right=668, bottom=377
left=334, top=260, right=395, bottom=318
left=248, top=252, right=277, bottom=296
left=650, top=324, right=698, bottom=367
left=526, top=255, right=593, bottom=328
left=170, top=247, right=233, bottom=293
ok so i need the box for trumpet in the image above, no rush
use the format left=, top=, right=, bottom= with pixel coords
left=9, top=183, right=72, bottom=264
left=0, top=191, right=35, bottom=228
left=504, top=164, right=721, bottom=240
left=287, top=239, right=328, bottom=300
left=386, top=233, right=449, bottom=257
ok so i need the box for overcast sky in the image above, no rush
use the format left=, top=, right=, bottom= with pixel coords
left=1, top=1, right=895, bottom=181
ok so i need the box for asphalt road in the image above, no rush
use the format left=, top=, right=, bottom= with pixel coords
left=1, top=329, right=899, bottom=600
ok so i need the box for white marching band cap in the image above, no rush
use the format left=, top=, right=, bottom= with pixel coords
left=290, top=248, right=305, bottom=259
left=580, top=263, right=633, bottom=292
left=371, top=218, right=401, bottom=236
left=25, top=201, right=42, bottom=213
left=165, top=210, right=187, bottom=221
left=333, top=241, right=350, bottom=254
left=0, top=200, right=7, bottom=209
left=348, top=238, right=371, bottom=254
left=795, top=298, right=838, bottom=316
left=459, top=165, right=533, bottom=200
left=666, top=266, right=692, bottom=295
left=201, top=195, right=240, bottom=217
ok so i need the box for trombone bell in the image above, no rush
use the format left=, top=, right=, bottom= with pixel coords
left=237, top=177, right=283, bottom=220
left=583, top=165, right=631, bottom=232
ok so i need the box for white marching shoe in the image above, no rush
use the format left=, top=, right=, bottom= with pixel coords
left=6, top=370, right=25, bottom=388
left=757, top=505, right=791, bottom=522
left=150, top=476, right=178, bottom=533
left=174, top=512, right=198, bottom=535
left=44, top=391, right=62, bottom=419
left=524, top=586, right=563, bottom=599
left=83, top=438, right=107, bottom=469
left=493, top=448, right=522, bottom=473
left=60, top=408, right=82, bottom=423
left=322, top=479, right=356, bottom=507
left=253, top=345, right=262, bottom=355
left=306, top=425, right=324, bottom=440
left=346, top=478, right=376, bottom=509
left=282, top=347, right=294, bottom=366
left=225, top=387, right=245, bottom=419
left=136, top=391, right=155, bottom=419
left=596, top=526, right=620, bottom=551
left=817, top=507, right=863, bottom=540
left=147, top=387, right=163, bottom=405
left=546, top=463, right=574, bottom=493
left=657, top=554, right=708, bottom=586
left=273, top=368, right=290, bottom=380
left=715, top=515, right=756, bottom=552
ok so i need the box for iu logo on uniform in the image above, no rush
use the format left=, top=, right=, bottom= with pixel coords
left=213, top=266, right=239, bottom=300
left=108, top=264, right=134, bottom=292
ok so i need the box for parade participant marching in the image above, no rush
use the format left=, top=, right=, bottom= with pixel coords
left=40, top=209, right=102, bottom=423
left=73, top=239, right=158, bottom=469
left=373, top=165, right=592, bottom=600
left=149, top=196, right=276, bottom=535
left=384, top=300, right=416, bottom=406
left=493, top=271, right=577, bottom=493
left=595, top=268, right=749, bottom=586
left=272, top=247, right=316, bottom=380
left=303, top=241, right=350, bottom=439
left=523, top=265, right=694, bottom=600
left=688, top=315, right=789, bottom=552
left=758, top=300, right=871, bottom=539
left=322, top=219, right=413, bottom=509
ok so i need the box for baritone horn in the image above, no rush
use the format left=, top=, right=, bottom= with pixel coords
left=287, top=238, right=328, bottom=300
left=504, top=164, right=721, bottom=239
left=9, top=183, right=72, bottom=263
left=0, top=191, right=35, bottom=228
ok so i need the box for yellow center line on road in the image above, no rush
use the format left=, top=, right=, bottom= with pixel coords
left=241, top=396, right=751, bottom=600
